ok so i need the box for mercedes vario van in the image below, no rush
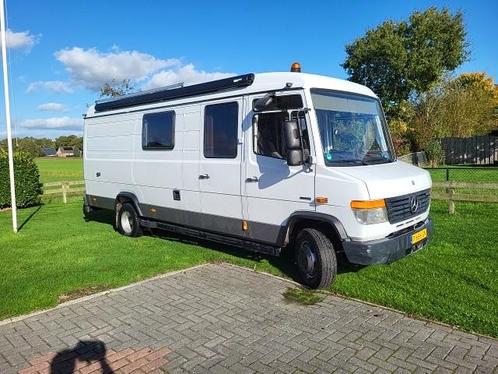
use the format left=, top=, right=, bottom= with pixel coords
left=83, top=71, right=432, bottom=288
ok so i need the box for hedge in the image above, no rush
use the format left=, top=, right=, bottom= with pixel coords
left=0, top=151, right=42, bottom=208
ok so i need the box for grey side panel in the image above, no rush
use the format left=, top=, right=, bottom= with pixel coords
left=86, top=194, right=115, bottom=210
left=140, top=203, right=281, bottom=245
left=248, top=221, right=282, bottom=245
left=87, top=194, right=281, bottom=245
left=86, top=195, right=345, bottom=247
left=140, top=203, right=188, bottom=227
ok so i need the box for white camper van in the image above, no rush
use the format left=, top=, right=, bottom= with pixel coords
left=83, top=69, right=432, bottom=288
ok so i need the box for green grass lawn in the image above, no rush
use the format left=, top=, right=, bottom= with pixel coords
left=331, top=201, right=498, bottom=337
left=35, top=157, right=83, bottom=183
left=1, top=200, right=497, bottom=337
left=427, top=166, right=498, bottom=183
left=427, top=167, right=498, bottom=199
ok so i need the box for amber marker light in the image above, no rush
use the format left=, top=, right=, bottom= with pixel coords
left=242, top=220, right=249, bottom=231
left=350, top=199, right=386, bottom=209
left=290, top=62, right=301, bottom=72
left=315, top=196, right=328, bottom=205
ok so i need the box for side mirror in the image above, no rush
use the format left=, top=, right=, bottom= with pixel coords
left=287, top=149, right=303, bottom=166
left=283, top=120, right=303, bottom=166
left=253, top=93, right=275, bottom=112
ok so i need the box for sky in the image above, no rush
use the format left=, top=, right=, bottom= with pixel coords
left=0, top=0, right=497, bottom=139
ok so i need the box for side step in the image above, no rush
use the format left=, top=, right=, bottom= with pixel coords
left=140, top=218, right=281, bottom=257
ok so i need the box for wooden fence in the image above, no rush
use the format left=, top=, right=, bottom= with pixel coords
left=431, top=181, right=498, bottom=213
left=42, top=181, right=85, bottom=203
left=441, top=135, right=498, bottom=165
left=42, top=180, right=498, bottom=212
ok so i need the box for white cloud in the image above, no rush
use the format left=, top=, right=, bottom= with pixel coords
left=143, top=64, right=234, bottom=90
left=0, top=29, right=39, bottom=50
left=55, top=47, right=180, bottom=90
left=37, top=102, right=67, bottom=112
left=21, top=117, right=82, bottom=130
left=26, top=80, right=74, bottom=94
left=51, top=46, right=234, bottom=92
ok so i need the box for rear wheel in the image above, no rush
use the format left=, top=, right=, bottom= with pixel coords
left=116, top=202, right=142, bottom=237
left=294, top=228, right=337, bottom=288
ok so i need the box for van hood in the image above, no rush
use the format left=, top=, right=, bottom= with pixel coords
left=337, top=161, right=432, bottom=200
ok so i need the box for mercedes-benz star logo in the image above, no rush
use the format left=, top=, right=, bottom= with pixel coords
left=410, top=196, right=419, bottom=213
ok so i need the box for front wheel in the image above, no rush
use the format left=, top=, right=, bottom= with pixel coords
left=116, top=202, right=142, bottom=237
left=294, top=228, right=337, bottom=289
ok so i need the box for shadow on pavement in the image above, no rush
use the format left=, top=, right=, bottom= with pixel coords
left=50, top=340, right=113, bottom=374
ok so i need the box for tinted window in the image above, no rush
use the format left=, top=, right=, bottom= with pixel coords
left=253, top=112, right=287, bottom=159
left=254, top=110, right=310, bottom=161
left=204, top=102, right=238, bottom=158
left=142, top=111, right=175, bottom=150
left=252, top=94, right=303, bottom=112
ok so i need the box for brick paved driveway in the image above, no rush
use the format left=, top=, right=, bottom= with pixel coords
left=0, top=264, right=497, bottom=373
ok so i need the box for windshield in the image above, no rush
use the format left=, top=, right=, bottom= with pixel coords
left=311, top=89, right=394, bottom=166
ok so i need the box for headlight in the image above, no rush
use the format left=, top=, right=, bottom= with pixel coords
left=351, top=199, right=388, bottom=225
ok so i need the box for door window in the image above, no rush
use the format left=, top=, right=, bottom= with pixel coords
left=253, top=112, right=287, bottom=159
left=253, top=110, right=310, bottom=161
left=204, top=102, right=238, bottom=158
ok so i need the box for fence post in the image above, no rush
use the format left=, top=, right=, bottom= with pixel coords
left=62, top=182, right=68, bottom=204
left=448, top=181, right=455, bottom=214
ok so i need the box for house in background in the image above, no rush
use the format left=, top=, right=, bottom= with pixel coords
left=41, top=147, right=57, bottom=157
left=56, top=146, right=80, bottom=157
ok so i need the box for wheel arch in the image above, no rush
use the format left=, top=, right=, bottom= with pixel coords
left=115, top=192, right=143, bottom=216
left=279, top=212, right=348, bottom=249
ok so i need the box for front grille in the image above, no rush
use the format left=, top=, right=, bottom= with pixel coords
left=385, top=189, right=431, bottom=224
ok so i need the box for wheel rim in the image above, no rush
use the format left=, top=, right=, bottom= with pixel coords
left=297, top=240, right=318, bottom=280
left=120, top=211, right=134, bottom=234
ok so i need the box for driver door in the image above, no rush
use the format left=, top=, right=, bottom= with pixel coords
left=242, top=93, right=316, bottom=245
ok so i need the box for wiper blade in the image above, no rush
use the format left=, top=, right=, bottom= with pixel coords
left=361, top=157, right=390, bottom=165
left=329, top=159, right=367, bottom=165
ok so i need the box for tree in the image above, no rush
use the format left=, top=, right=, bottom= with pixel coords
left=100, top=79, right=134, bottom=98
left=453, top=73, right=498, bottom=105
left=413, top=73, right=498, bottom=149
left=0, top=137, right=55, bottom=158
left=55, top=135, right=83, bottom=150
left=343, top=7, right=468, bottom=118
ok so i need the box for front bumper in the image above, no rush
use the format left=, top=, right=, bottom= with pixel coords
left=342, top=218, right=432, bottom=265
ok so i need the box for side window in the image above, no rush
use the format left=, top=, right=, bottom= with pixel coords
left=253, top=99, right=310, bottom=161
left=204, top=102, right=238, bottom=158
left=253, top=112, right=288, bottom=159
left=142, top=111, right=175, bottom=150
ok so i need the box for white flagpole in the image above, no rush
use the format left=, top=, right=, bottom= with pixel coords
left=0, top=0, right=17, bottom=233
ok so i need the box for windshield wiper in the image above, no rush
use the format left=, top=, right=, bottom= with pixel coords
left=361, top=157, right=390, bottom=165
left=328, top=159, right=368, bottom=165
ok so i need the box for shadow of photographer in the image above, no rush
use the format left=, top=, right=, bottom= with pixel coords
left=50, top=340, right=113, bottom=374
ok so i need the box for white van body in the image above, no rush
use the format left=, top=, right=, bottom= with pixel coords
left=84, top=72, right=432, bottom=287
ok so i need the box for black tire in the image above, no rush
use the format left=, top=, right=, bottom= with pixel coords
left=294, top=228, right=337, bottom=289
left=116, top=202, right=142, bottom=237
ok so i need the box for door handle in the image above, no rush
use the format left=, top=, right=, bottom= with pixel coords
left=199, top=174, right=210, bottom=180
left=245, top=176, right=259, bottom=182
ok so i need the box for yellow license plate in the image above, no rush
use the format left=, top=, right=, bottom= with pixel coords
left=411, top=228, right=428, bottom=245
